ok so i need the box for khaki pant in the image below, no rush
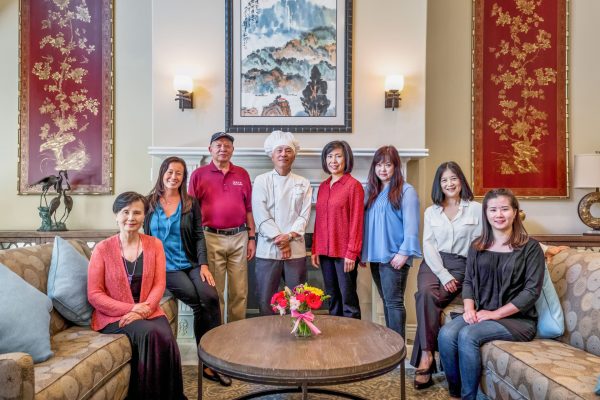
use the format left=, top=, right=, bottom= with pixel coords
left=203, top=230, right=248, bottom=323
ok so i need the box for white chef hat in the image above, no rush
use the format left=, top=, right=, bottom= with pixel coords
left=264, top=130, right=300, bottom=156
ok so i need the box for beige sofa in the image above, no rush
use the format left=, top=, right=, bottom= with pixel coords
left=0, top=240, right=178, bottom=400
left=444, top=247, right=600, bottom=399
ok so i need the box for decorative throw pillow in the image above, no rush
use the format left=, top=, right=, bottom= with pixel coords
left=0, top=264, right=53, bottom=362
left=535, top=265, right=565, bottom=339
left=47, top=236, right=92, bottom=326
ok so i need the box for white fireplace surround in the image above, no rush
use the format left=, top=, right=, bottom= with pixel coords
left=148, top=146, right=429, bottom=203
left=148, top=146, right=429, bottom=327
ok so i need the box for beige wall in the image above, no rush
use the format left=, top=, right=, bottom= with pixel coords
left=2, top=0, right=597, bottom=327
left=150, top=0, right=427, bottom=150
left=0, top=0, right=428, bottom=230
left=425, top=0, right=600, bottom=234
left=410, top=0, right=600, bottom=329
left=150, top=0, right=428, bottom=326
left=0, top=0, right=153, bottom=230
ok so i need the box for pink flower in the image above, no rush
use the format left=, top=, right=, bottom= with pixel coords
left=290, top=296, right=301, bottom=311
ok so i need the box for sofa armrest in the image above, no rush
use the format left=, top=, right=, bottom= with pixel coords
left=160, top=295, right=179, bottom=338
left=0, top=352, right=35, bottom=400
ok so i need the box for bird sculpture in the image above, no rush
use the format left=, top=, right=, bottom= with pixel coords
left=33, top=173, right=62, bottom=208
left=58, top=172, right=73, bottom=225
left=34, top=170, right=72, bottom=231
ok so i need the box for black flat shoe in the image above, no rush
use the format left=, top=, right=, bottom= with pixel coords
left=203, top=369, right=232, bottom=387
left=413, top=363, right=435, bottom=390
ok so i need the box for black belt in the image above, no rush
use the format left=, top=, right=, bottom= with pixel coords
left=203, top=224, right=247, bottom=236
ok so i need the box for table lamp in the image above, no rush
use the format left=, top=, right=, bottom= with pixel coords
left=573, top=153, right=600, bottom=234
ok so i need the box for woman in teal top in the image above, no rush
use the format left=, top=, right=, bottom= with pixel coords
left=144, top=156, right=231, bottom=386
left=361, top=145, right=422, bottom=338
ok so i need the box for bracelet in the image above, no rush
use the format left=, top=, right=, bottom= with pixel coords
left=248, top=236, right=256, bottom=241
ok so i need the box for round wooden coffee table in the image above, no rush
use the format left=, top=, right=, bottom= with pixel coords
left=198, top=315, right=406, bottom=400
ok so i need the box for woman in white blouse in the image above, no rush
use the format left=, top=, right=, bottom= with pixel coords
left=411, top=161, right=482, bottom=389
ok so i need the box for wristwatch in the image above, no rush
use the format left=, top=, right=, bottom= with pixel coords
left=248, top=236, right=256, bottom=241
left=288, top=233, right=293, bottom=242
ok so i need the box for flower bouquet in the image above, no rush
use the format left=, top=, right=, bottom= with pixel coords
left=270, top=283, right=330, bottom=338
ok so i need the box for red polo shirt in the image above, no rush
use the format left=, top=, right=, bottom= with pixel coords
left=312, top=174, right=364, bottom=260
left=188, top=161, right=252, bottom=229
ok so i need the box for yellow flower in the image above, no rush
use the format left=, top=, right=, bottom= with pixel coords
left=303, top=285, right=324, bottom=297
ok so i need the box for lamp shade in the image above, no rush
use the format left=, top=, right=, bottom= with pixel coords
left=385, top=75, right=404, bottom=91
left=573, top=153, right=600, bottom=188
left=173, top=75, right=193, bottom=92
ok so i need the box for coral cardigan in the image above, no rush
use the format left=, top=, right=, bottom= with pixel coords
left=88, top=234, right=166, bottom=331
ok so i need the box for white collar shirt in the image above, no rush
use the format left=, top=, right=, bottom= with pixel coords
left=422, top=200, right=482, bottom=285
left=252, top=169, right=313, bottom=260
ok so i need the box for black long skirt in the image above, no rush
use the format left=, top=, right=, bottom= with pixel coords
left=102, top=316, right=186, bottom=400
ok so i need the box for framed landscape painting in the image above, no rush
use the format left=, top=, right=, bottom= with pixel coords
left=225, top=0, right=352, bottom=133
left=472, top=0, right=568, bottom=198
left=18, top=0, right=114, bottom=194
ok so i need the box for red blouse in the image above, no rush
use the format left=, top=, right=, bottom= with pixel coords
left=312, top=174, right=365, bottom=260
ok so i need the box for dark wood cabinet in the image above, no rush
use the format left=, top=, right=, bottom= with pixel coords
left=0, top=230, right=117, bottom=250
left=530, top=234, right=600, bottom=251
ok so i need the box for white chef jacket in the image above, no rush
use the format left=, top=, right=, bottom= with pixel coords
left=252, top=169, right=312, bottom=260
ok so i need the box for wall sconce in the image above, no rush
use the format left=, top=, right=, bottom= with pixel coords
left=385, top=75, right=404, bottom=110
left=573, top=152, right=600, bottom=234
left=173, top=75, right=193, bottom=111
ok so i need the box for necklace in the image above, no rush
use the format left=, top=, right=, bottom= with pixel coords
left=118, top=236, right=141, bottom=284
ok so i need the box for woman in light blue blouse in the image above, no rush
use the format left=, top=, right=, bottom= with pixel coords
left=361, top=146, right=422, bottom=339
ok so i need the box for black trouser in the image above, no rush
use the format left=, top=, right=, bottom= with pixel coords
left=320, top=256, right=361, bottom=319
left=255, top=257, right=307, bottom=316
left=166, top=266, right=221, bottom=344
left=102, top=316, right=186, bottom=400
left=410, top=252, right=466, bottom=368
left=371, top=262, right=409, bottom=339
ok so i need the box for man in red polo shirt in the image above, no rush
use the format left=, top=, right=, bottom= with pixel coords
left=188, top=132, right=256, bottom=322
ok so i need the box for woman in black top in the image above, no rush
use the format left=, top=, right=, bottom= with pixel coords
left=438, top=188, right=544, bottom=400
left=144, top=156, right=231, bottom=386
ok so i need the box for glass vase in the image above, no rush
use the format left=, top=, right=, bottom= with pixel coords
left=292, top=318, right=313, bottom=338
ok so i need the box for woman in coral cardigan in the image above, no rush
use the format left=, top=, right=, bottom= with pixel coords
left=88, top=191, right=186, bottom=400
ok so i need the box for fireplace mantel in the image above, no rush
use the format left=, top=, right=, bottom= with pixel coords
left=148, top=146, right=429, bottom=183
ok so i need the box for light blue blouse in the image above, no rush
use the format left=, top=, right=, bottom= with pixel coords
left=149, top=202, right=191, bottom=271
left=361, top=183, right=422, bottom=265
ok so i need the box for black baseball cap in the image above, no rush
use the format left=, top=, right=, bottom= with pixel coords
left=210, top=131, right=235, bottom=144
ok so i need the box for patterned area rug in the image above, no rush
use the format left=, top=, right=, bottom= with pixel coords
left=182, top=365, right=449, bottom=399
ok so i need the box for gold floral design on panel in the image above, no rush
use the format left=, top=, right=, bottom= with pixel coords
left=32, top=0, right=98, bottom=172
left=488, top=0, right=557, bottom=175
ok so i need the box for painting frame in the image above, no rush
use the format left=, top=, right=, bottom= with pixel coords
left=472, top=0, right=569, bottom=198
left=225, top=0, right=353, bottom=133
left=18, top=0, right=115, bottom=195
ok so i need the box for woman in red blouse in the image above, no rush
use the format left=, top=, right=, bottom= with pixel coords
left=311, top=141, right=364, bottom=318
left=88, top=192, right=186, bottom=400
